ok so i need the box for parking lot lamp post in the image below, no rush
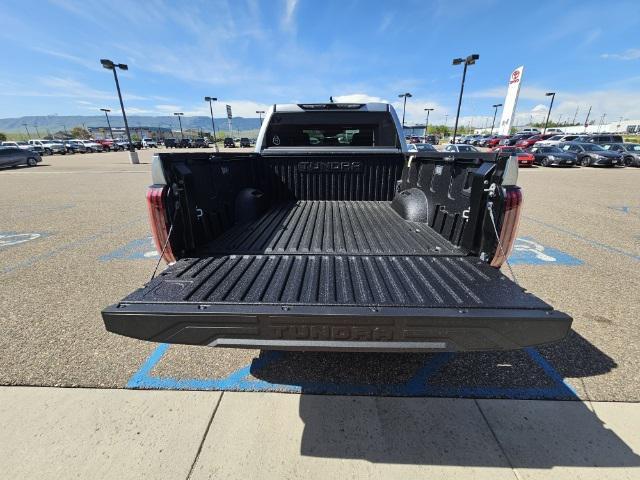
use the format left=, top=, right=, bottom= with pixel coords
left=34, top=125, right=41, bottom=138
left=583, top=106, right=592, bottom=132
left=423, top=108, right=434, bottom=139
left=100, top=59, right=138, bottom=164
left=451, top=54, right=479, bottom=144
left=542, top=92, right=555, bottom=135
left=398, top=93, right=412, bottom=129
left=204, top=97, right=219, bottom=152
left=23, top=123, right=31, bottom=140
left=256, top=110, right=265, bottom=125
left=173, top=113, right=184, bottom=140
left=100, top=108, right=114, bottom=139
left=490, top=103, right=502, bottom=135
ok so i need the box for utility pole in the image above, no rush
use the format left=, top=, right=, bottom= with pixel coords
left=572, top=106, right=579, bottom=125
left=542, top=92, right=556, bottom=135
left=174, top=113, right=184, bottom=140
left=23, top=123, right=31, bottom=140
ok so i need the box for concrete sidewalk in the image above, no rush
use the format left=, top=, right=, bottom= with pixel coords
left=1, top=387, right=639, bottom=479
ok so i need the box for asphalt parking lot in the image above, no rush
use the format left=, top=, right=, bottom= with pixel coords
left=1, top=149, right=638, bottom=402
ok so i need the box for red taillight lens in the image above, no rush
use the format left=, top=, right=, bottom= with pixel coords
left=146, top=185, right=176, bottom=264
left=490, top=187, right=523, bottom=268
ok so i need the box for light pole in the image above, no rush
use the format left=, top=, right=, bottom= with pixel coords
left=542, top=92, right=556, bottom=135
left=398, top=93, right=412, bottom=129
left=423, top=108, right=434, bottom=139
left=451, top=54, right=479, bottom=143
left=34, top=124, right=41, bottom=138
left=583, top=105, right=592, bottom=132
left=100, top=108, right=114, bottom=139
left=100, top=58, right=138, bottom=164
left=174, top=113, right=184, bottom=140
left=204, top=97, right=219, bottom=152
left=490, top=103, right=502, bottom=135
left=256, top=110, right=265, bottom=125
left=23, top=123, right=31, bottom=140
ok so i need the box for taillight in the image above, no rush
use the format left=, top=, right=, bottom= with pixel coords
left=490, top=187, right=523, bottom=268
left=146, top=185, right=176, bottom=264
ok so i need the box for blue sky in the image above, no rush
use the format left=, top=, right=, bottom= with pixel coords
left=1, top=0, right=639, bottom=125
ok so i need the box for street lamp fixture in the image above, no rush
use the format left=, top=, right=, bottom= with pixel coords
left=451, top=54, right=480, bottom=143
left=100, top=58, right=138, bottom=163
left=490, top=103, right=502, bottom=135
left=398, top=93, right=412, bottom=129
left=100, top=108, right=114, bottom=140
left=542, top=92, right=556, bottom=135
left=204, top=97, right=219, bottom=152
left=423, top=108, right=434, bottom=139
left=256, top=110, right=265, bottom=125
left=173, top=112, right=184, bottom=140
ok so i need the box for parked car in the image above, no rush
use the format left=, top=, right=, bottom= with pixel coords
left=560, top=142, right=623, bottom=167
left=2, top=140, right=33, bottom=151
left=516, top=128, right=541, bottom=135
left=0, top=146, right=42, bottom=168
left=443, top=144, right=479, bottom=153
left=163, top=138, right=177, bottom=148
left=602, top=143, right=640, bottom=167
left=424, top=134, right=439, bottom=145
left=483, top=135, right=508, bottom=148
left=177, top=138, right=192, bottom=148
left=95, top=139, right=122, bottom=151
left=64, top=140, right=87, bottom=154
left=191, top=138, right=207, bottom=148
left=471, top=134, right=492, bottom=146
left=407, top=143, right=437, bottom=153
left=528, top=146, right=577, bottom=167
left=224, top=137, right=235, bottom=148
left=578, top=134, right=625, bottom=145
left=546, top=128, right=564, bottom=134
left=76, top=140, right=104, bottom=153
left=491, top=146, right=535, bottom=167
left=142, top=138, right=158, bottom=148
left=515, top=134, right=556, bottom=149
left=28, top=139, right=66, bottom=155
left=502, top=134, right=533, bottom=146
left=239, top=137, right=251, bottom=148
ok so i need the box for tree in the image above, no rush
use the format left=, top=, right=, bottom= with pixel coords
left=70, top=126, right=91, bottom=139
left=0, top=132, right=6, bottom=141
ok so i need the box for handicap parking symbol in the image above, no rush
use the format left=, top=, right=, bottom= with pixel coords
left=508, top=237, right=583, bottom=265
left=0, top=232, right=46, bottom=249
left=99, top=237, right=159, bottom=261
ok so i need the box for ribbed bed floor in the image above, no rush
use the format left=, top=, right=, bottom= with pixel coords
left=203, top=201, right=462, bottom=256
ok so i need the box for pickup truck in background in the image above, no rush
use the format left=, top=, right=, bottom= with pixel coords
left=102, top=102, right=571, bottom=352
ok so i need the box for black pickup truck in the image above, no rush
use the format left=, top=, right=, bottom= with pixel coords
left=103, top=103, right=571, bottom=352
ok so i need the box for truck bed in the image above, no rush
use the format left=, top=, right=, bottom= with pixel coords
left=103, top=200, right=571, bottom=351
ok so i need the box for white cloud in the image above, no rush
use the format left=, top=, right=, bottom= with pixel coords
left=282, top=0, right=298, bottom=30
left=601, top=48, right=640, bottom=61
left=332, top=94, right=389, bottom=103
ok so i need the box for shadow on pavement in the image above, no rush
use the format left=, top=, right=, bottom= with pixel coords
left=296, top=395, right=640, bottom=469
left=250, top=330, right=616, bottom=398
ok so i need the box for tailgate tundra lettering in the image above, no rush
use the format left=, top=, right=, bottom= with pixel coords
left=270, top=324, right=394, bottom=341
left=298, top=161, right=363, bottom=172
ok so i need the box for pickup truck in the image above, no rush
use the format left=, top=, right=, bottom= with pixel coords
left=103, top=103, right=571, bottom=352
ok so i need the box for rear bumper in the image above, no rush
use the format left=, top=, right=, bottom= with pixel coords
left=102, top=303, right=572, bottom=352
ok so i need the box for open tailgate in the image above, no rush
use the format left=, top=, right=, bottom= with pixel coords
left=102, top=254, right=571, bottom=352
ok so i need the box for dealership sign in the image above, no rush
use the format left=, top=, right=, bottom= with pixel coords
left=226, top=105, right=233, bottom=119
left=498, top=66, right=524, bottom=135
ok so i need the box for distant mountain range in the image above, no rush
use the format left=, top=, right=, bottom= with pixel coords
left=0, top=115, right=262, bottom=133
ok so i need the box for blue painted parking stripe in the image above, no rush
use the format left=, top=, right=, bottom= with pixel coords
left=126, top=344, right=577, bottom=399
left=523, top=215, right=640, bottom=261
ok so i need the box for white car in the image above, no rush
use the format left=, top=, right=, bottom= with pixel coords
left=28, top=139, right=66, bottom=155
left=142, top=138, right=157, bottom=148
left=536, top=134, right=582, bottom=147
left=516, top=128, right=541, bottom=135
left=77, top=140, right=103, bottom=152
left=443, top=144, right=479, bottom=153
left=2, top=141, right=33, bottom=150
left=546, top=128, right=564, bottom=134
